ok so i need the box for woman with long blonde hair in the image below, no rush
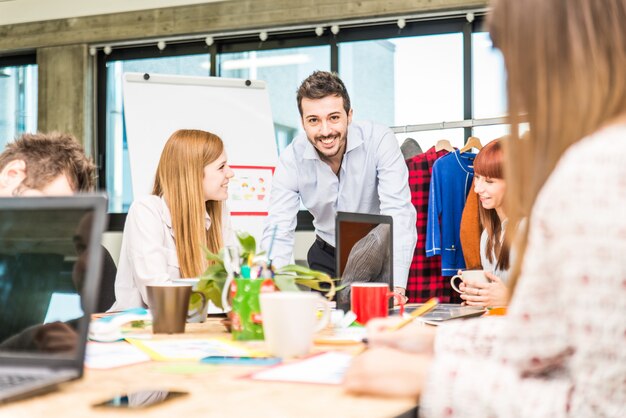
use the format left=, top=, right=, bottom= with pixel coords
left=345, top=0, right=626, bottom=415
left=112, top=129, right=235, bottom=310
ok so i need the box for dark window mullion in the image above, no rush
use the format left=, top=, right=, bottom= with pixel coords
left=0, top=53, right=36, bottom=67
left=463, top=20, right=473, bottom=141
left=209, top=44, right=217, bottom=77
left=330, top=37, right=338, bottom=73
left=96, top=50, right=108, bottom=191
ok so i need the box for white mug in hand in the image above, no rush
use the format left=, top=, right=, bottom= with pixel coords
left=260, top=292, right=331, bottom=358
left=450, top=270, right=489, bottom=294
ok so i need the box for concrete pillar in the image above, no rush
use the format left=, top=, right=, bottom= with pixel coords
left=37, top=44, right=94, bottom=154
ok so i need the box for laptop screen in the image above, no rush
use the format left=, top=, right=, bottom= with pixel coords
left=0, top=197, right=106, bottom=363
left=335, top=212, right=393, bottom=312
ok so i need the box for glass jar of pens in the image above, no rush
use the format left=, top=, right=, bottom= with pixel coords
left=222, top=245, right=276, bottom=341
left=196, top=231, right=341, bottom=341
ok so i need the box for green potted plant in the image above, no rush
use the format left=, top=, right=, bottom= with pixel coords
left=192, top=232, right=340, bottom=311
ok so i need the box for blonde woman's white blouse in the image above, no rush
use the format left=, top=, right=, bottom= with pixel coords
left=111, top=195, right=235, bottom=311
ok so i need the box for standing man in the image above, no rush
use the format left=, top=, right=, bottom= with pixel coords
left=262, top=71, right=416, bottom=298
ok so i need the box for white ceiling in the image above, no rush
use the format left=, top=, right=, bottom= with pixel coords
left=0, top=0, right=227, bottom=25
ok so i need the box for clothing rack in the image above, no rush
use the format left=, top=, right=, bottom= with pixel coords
left=391, top=116, right=507, bottom=134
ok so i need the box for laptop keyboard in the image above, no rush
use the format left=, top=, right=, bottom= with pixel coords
left=0, top=374, right=45, bottom=390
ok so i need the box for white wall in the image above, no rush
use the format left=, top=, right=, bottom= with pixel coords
left=0, top=0, right=227, bottom=25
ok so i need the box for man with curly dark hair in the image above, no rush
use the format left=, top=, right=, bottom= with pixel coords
left=0, top=132, right=95, bottom=196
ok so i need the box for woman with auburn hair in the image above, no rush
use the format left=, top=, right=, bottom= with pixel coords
left=459, top=139, right=511, bottom=308
left=344, top=0, right=626, bottom=415
left=111, top=129, right=235, bottom=310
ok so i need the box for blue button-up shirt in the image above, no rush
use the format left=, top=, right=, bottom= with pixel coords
left=262, top=120, right=417, bottom=288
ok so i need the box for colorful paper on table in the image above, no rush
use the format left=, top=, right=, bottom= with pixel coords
left=249, top=352, right=353, bottom=385
left=313, top=327, right=367, bottom=345
left=85, top=342, right=151, bottom=369
left=201, top=356, right=282, bottom=366
left=125, top=338, right=267, bottom=361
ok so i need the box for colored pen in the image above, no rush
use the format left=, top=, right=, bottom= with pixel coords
left=355, top=299, right=439, bottom=357
left=387, top=297, right=439, bottom=331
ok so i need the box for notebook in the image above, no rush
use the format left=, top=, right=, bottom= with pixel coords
left=0, top=195, right=107, bottom=403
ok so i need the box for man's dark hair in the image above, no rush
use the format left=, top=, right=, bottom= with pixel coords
left=297, top=71, right=351, bottom=116
left=0, top=132, right=95, bottom=192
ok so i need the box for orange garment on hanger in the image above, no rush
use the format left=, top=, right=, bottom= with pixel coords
left=459, top=178, right=482, bottom=270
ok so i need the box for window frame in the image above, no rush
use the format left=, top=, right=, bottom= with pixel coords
left=96, top=16, right=489, bottom=231
left=0, top=53, right=37, bottom=67
left=0, top=52, right=38, bottom=149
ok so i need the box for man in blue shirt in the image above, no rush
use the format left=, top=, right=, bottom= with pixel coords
left=261, top=71, right=416, bottom=297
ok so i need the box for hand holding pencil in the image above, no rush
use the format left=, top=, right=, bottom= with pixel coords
left=345, top=300, right=438, bottom=396
left=362, top=298, right=439, bottom=354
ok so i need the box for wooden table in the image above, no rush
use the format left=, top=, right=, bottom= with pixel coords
left=0, top=319, right=417, bottom=418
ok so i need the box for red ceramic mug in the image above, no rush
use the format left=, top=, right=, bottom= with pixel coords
left=350, top=283, right=404, bottom=325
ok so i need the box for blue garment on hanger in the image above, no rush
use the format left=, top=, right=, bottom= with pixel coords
left=425, top=150, right=476, bottom=276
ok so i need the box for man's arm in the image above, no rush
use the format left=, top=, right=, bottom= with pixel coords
left=375, top=129, right=417, bottom=290
left=261, top=146, right=301, bottom=268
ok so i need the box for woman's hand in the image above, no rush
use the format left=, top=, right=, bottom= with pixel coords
left=344, top=347, right=432, bottom=398
left=364, top=317, right=436, bottom=354
left=393, top=286, right=408, bottom=306
left=460, top=272, right=509, bottom=308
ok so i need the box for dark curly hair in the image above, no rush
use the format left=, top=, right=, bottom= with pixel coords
left=296, top=71, right=351, bottom=116
left=0, top=132, right=95, bottom=192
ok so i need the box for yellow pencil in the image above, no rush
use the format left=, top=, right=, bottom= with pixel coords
left=387, top=297, right=439, bottom=331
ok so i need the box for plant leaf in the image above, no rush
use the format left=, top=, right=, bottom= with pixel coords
left=277, top=264, right=333, bottom=281
left=237, top=231, right=256, bottom=255
left=202, top=263, right=226, bottom=277
left=194, top=278, right=226, bottom=309
left=272, top=275, right=301, bottom=292
left=202, top=246, right=224, bottom=266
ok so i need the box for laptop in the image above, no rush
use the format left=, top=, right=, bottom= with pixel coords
left=335, top=212, right=393, bottom=312
left=0, top=195, right=107, bottom=403
left=392, top=304, right=485, bottom=325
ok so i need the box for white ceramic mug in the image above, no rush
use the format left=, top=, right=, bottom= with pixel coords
left=260, top=292, right=331, bottom=358
left=450, top=270, right=489, bottom=294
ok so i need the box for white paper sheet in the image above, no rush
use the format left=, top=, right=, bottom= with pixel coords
left=250, top=352, right=353, bottom=385
left=85, top=342, right=151, bottom=369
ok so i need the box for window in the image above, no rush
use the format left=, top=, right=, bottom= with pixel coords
left=472, top=31, right=507, bottom=143
left=0, top=62, right=37, bottom=149
left=472, top=32, right=506, bottom=119
left=219, top=45, right=330, bottom=149
left=341, top=34, right=463, bottom=128
left=104, top=54, right=210, bottom=212
left=97, top=16, right=510, bottom=225
left=340, top=33, right=464, bottom=148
